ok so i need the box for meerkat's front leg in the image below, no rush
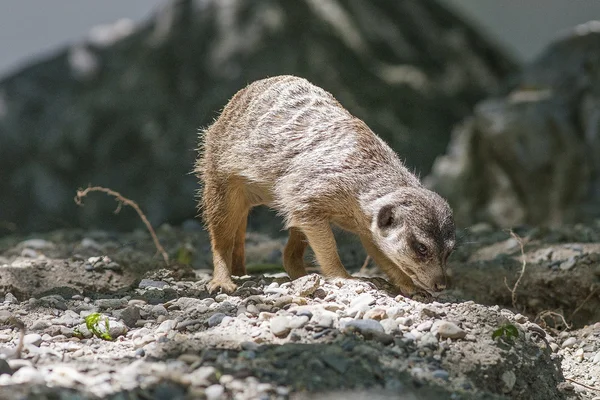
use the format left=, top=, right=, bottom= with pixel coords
left=359, top=234, right=418, bottom=296
left=300, top=221, right=352, bottom=280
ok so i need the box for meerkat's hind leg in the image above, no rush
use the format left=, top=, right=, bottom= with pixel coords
left=232, top=210, right=249, bottom=276
left=204, top=180, right=248, bottom=294
left=283, top=227, right=309, bottom=279
left=300, top=221, right=352, bottom=280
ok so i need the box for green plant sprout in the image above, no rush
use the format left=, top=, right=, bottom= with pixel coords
left=492, top=324, right=519, bottom=342
left=85, top=313, right=113, bottom=341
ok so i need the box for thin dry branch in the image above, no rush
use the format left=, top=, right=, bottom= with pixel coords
left=535, top=310, right=572, bottom=330
left=503, top=230, right=527, bottom=310
left=565, top=377, right=600, bottom=392
left=570, top=285, right=597, bottom=320
left=75, top=186, right=169, bottom=266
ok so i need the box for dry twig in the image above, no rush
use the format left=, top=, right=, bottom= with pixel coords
left=570, top=285, right=597, bottom=320
left=503, top=230, right=527, bottom=310
left=75, top=186, right=169, bottom=266
left=565, top=377, right=600, bottom=392
left=535, top=310, right=572, bottom=330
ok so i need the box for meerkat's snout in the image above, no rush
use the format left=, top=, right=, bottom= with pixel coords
left=431, top=273, right=447, bottom=292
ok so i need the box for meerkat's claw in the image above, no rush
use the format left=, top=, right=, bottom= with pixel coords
left=207, top=279, right=237, bottom=294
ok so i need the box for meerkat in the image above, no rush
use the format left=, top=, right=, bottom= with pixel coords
left=196, top=75, right=455, bottom=295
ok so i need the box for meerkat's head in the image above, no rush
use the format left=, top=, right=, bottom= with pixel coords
left=371, top=187, right=455, bottom=294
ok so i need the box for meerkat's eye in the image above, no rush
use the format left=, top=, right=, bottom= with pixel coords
left=415, top=243, right=428, bottom=257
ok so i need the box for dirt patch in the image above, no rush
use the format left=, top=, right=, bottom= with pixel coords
left=0, top=223, right=598, bottom=399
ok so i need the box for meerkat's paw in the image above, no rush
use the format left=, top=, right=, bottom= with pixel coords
left=207, top=278, right=237, bottom=294
left=326, top=273, right=355, bottom=286
left=410, top=291, right=433, bottom=303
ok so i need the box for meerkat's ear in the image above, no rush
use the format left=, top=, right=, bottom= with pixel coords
left=377, top=204, right=395, bottom=229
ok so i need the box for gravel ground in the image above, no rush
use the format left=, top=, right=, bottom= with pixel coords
left=0, top=224, right=598, bottom=399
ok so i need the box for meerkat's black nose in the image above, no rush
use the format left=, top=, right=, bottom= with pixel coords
left=433, top=274, right=447, bottom=292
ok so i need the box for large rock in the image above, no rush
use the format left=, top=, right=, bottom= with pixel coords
left=0, top=0, right=514, bottom=234
left=426, top=22, right=600, bottom=227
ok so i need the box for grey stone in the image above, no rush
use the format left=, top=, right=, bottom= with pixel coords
left=416, top=320, right=433, bottom=332
left=561, top=337, right=577, bottom=349
left=31, top=320, right=51, bottom=330
left=23, top=333, right=43, bottom=347
left=240, top=341, right=259, bottom=351
left=264, top=287, right=288, bottom=296
left=187, top=366, right=217, bottom=386
left=11, top=366, right=44, bottom=384
left=38, top=295, right=67, bottom=310
left=96, top=299, right=127, bottom=310
left=151, top=305, right=168, bottom=316
left=432, top=369, right=450, bottom=381
left=514, top=313, right=528, bottom=323
left=156, top=319, right=177, bottom=334
left=207, top=313, right=226, bottom=328
left=288, top=315, right=309, bottom=329
left=139, top=279, right=168, bottom=289
left=52, top=310, right=82, bottom=327
left=350, top=294, right=376, bottom=309
left=289, top=274, right=321, bottom=297
left=270, top=316, right=291, bottom=338
left=116, top=305, right=141, bottom=328
left=107, top=320, right=127, bottom=338
left=205, top=384, right=225, bottom=400
left=3, top=293, right=18, bottom=304
left=559, top=257, right=577, bottom=271
left=0, top=358, right=12, bottom=376
left=380, top=319, right=399, bottom=334
left=312, top=310, right=338, bottom=328
left=343, top=319, right=385, bottom=338
left=419, top=332, right=439, bottom=348
left=294, top=308, right=313, bottom=319
left=502, top=370, right=517, bottom=393
left=214, top=294, right=228, bottom=303
left=433, top=321, right=466, bottom=340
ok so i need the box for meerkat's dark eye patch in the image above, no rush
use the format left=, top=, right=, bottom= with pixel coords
left=414, top=242, right=428, bottom=257
left=377, top=204, right=395, bottom=229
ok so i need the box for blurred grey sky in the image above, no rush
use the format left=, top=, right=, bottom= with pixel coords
left=444, top=0, right=600, bottom=60
left=0, top=0, right=163, bottom=77
left=0, top=0, right=599, bottom=79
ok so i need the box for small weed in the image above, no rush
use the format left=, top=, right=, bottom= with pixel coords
left=85, top=313, right=113, bottom=341
left=492, top=324, right=519, bottom=342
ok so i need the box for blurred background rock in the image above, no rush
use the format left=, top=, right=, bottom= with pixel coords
left=0, top=0, right=599, bottom=235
